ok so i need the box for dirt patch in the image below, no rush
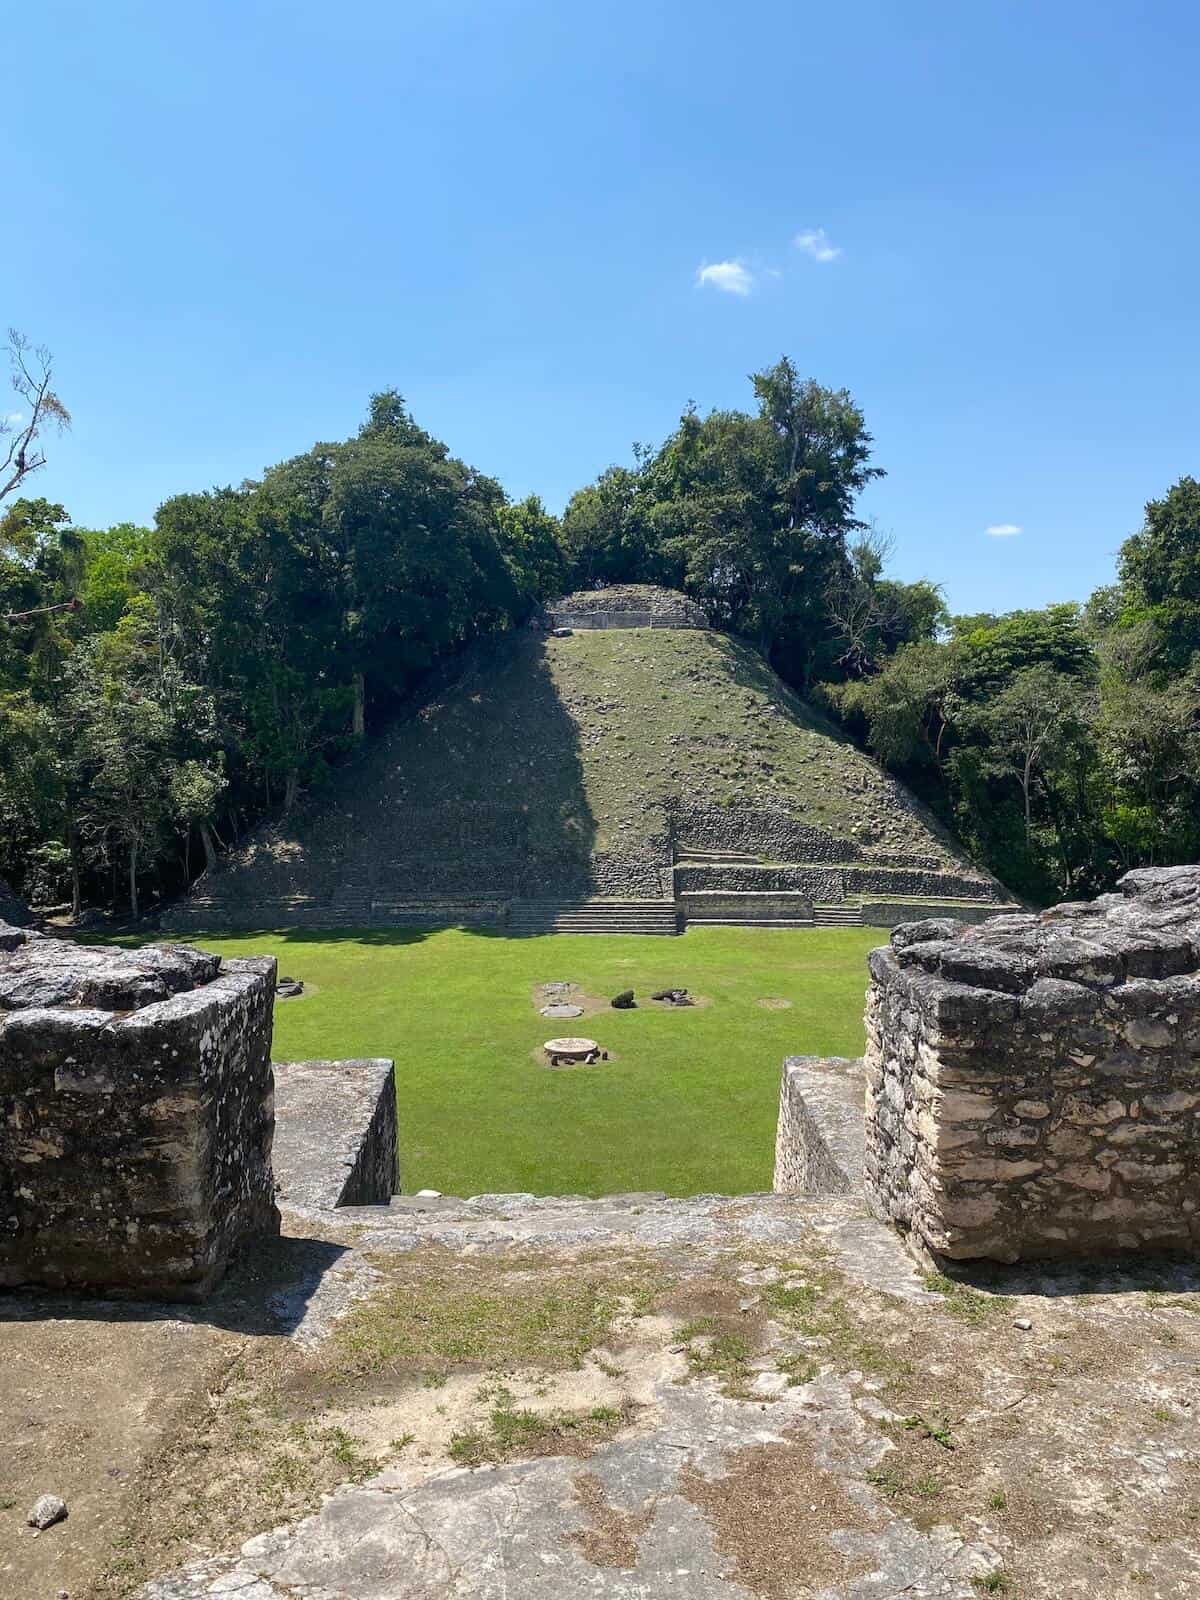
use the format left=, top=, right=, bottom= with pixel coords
left=532, top=981, right=711, bottom=1014
left=0, top=1303, right=242, bottom=1600
left=321, top=1249, right=663, bottom=1385
left=756, top=996, right=793, bottom=1010
left=567, top=1470, right=657, bottom=1568
left=660, top=1272, right=778, bottom=1396
left=84, top=1337, right=389, bottom=1599
left=681, top=1442, right=875, bottom=1598
left=82, top=1248, right=668, bottom=1597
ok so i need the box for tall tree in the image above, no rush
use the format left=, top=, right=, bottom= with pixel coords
left=1, top=332, right=70, bottom=508
left=1116, top=476, right=1200, bottom=672
left=642, top=359, right=883, bottom=683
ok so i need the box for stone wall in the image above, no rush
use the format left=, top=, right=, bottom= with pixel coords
left=864, top=866, right=1200, bottom=1265
left=679, top=891, right=816, bottom=924
left=671, top=806, right=861, bottom=863
left=774, top=1056, right=865, bottom=1196
left=544, top=585, right=708, bottom=630
left=859, top=900, right=1002, bottom=930
left=0, top=929, right=278, bottom=1299
left=674, top=860, right=1001, bottom=906
left=843, top=865, right=1004, bottom=903
left=675, top=863, right=844, bottom=901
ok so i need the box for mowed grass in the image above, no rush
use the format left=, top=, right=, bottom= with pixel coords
left=179, top=925, right=880, bottom=1197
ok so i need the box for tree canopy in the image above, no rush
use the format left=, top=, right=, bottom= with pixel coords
left=2, top=334, right=1198, bottom=917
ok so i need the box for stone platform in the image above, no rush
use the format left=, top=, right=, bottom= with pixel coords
left=132, top=1188, right=1200, bottom=1600
left=865, top=865, right=1200, bottom=1265
left=773, top=1055, right=865, bottom=1197
left=0, top=928, right=278, bottom=1300
left=272, top=1058, right=399, bottom=1212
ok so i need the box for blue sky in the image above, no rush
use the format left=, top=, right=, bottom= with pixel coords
left=6, top=0, right=1199, bottom=614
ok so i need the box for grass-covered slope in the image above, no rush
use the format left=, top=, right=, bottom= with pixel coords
left=533, top=625, right=960, bottom=858
left=185, top=618, right=984, bottom=915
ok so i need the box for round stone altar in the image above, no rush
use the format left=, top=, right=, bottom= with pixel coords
left=543, top=1036, right=600, bottom=1064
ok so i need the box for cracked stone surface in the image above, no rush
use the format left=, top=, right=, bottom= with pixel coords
left=120, top=1188, right=1200, bottom=1599
left=139, top=1372, right=1000, bottom=1599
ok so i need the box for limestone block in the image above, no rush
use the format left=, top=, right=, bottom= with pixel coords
left=863, top=864, right=1200, bottom=1264
left=0, top=931, right=277, bottom=1299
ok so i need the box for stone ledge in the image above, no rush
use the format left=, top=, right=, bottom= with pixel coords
left=773, top=1056, right=865, bottom=1197
left=273, top=1059, right=399, bottom=1212
left=883, top=864, right=1200, bottom=999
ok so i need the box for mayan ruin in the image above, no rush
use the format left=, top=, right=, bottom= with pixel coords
left=6, top=10, right=1200, bottom=1589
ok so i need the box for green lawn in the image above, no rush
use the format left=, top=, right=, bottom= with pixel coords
left=186, top=925, right=880, bottom=1197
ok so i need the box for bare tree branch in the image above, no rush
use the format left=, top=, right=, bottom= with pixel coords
left=0, top=330, right=71, bottom=507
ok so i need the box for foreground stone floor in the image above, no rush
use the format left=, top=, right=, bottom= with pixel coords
left=7, top=1192, right=1200, bottom=1599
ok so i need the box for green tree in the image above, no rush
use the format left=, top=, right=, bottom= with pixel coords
left=963, top=664, right=1093, bottom=849
left=497, top=494, right=567, bottom=600
left=561, top=465, right=662, bottom=588
left=1117, top=477, right=1200, bottom=671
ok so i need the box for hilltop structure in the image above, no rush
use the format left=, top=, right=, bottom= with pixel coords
left=164, top=586, right=1011, bottom=934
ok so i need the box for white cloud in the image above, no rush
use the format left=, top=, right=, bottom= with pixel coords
left=696, top=259, right=755, bottom=296
left=794, top=228, right=841, bottom=263
left=2, top=412, right=22, bottom=426
left=985, top=523, right=1022, bottom=538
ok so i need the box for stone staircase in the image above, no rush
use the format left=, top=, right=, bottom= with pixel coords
left=507, top=898, right=680, bottom=935
left=680, top=901, right=865, bottom=929
left=813, top=903, right=865, bottom=926
left=164, top=890, right=374, bottom=929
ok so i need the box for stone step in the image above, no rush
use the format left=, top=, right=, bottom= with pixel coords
left=674, top=848, right=760, bottom=864
left=684, top=917, right=817, bottom=928
left=509, top=899, right=679, bottom=935
left=813, top=904, right=864, bottom=925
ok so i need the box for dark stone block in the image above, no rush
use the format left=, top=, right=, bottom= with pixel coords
left=0, top=939, right=278, bottom=1300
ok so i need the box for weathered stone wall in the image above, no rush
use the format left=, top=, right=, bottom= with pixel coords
left=674, top=862, right=844, bottom=901
left=672, top=807, right=862, bottom=863
left=0, top=930, right=278, bottom=1298
left=164, top=801, right=674, bottom=930
left=679, top=891, right=816, bottom=924
left=522, top=833, right=671, bottom=900
left=864, top=866, right=1200, bottom=1264
left=774, top=1056, right=865, bottom=1196
left=675, top=860, right=1001, bottom=907
left=843, top=865, right=1004, bottom=903
left=544, top=584, right=708, bottom=630
left=859, top=900, right=1002, bottom=929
